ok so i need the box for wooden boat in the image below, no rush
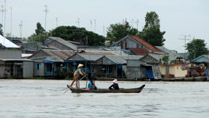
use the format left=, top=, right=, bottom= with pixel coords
left=67, top=84, right=145, bottom=93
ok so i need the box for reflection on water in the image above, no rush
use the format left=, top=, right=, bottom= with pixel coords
left=0, top=80, right=209, bottom=118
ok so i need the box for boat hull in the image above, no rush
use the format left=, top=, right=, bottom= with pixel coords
left=68, top=84, right=145, bottom=93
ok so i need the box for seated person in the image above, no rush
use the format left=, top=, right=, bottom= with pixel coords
left=109, top=79, right=119, bottom=90
left=87, top=77, right=97, bottom=90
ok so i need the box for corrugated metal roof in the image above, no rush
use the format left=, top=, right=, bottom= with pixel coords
left=0, top=58, right=32, bottom=61
left=69, top=53, right=103, bottom=61
left=149, top=53, right=180, bottom=62
left=192, top=55, right=209, bottom=63
left=155, top=46, right=178, bottom=55
left=129, top=48, right=150, bottom=56
left=127, top=59, right=149, bottom=67
left=0, top=35, right=20, bottom=48
left=148, top=54, right=164, bottom=61
left=79, top=54, right=103, bottom=61
left=79, top=52, right=113, bottom=56
left=82, top=48, right=127, bottom=56
left=111, top=35, right=161, bottom=53
left=42, top=49, right=75, bottom=60
left=131, top=36, right=161, bottom=52
left=48, top=37, right=77, bottom=50
left=32, top=56, right=63, bottom=62
left=105, top=55, right=143, bottom=64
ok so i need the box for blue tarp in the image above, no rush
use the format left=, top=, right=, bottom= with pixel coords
left=44, top=60, right=54, bottom=64
left=64, top=60, right=73, bottom=62
left=117, top=65, right=122, bottom=69
left=204, top=70, right=209, bottom=76
left=146, top=68, right=154, bottom=79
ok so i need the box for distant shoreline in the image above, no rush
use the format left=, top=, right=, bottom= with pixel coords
left=1, top=76, right=209, bottom=82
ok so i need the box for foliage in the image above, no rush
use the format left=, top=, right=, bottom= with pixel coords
left=139, top=11, right=165, bottom=46
left=27, top=22, right=48, bottom=42
left=186, top=39, right=208, bottom=60
left=162, top=55, right=169, bottom=63
left=170, top=59, right=177, bottom=64
left=50, top=26, right=106, bottom=46
left=106, top=23, right=138, bottom=43
left=0, top=24, right=3, bottom=35
left=28, top=33, right=48, bottom=42
left=35, top=22, right=45, bottom=35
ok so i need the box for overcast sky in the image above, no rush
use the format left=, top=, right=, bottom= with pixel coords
left=1, top=0, right=209, bottom=52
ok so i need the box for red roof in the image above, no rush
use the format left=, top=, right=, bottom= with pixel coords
left=130, top=36, right=161, bottom=52
left=129, top=48, right=150, bottom=56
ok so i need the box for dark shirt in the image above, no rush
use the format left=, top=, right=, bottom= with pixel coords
left=109, top=83, right=119, bottom=90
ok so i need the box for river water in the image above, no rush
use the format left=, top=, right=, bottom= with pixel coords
left=0, top=80, right=209, bottom=118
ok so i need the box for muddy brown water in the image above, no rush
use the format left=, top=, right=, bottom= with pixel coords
left=0, top=80, right=209, bottom=118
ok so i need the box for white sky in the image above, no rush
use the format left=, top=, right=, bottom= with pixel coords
left=0, top=0, right=209, bottom=53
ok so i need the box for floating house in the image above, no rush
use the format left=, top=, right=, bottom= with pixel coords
left=138, top=54, right=164, bottom=80
left=111, top=35, right=161, bottom=53
left=93, top=55, right=143, bottom=78
left=124, top=59, right=161, bottom=80
left=159, top=64, right=188, bottom=78
left=0, top=35, right=33, bottom=78
left=66, top=53, right=105, bottom=76
left=28, top=49, right=75, bottom=77
left=191, top=55, right=209, bottom=75
left=192, top=55, right=209, bottom=65
left=0, top=59, right=33, bottom=78
left=140, top=53, right=188, bottom=78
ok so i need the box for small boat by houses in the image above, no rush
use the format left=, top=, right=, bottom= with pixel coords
left=67, top=84, right=145, bottom=93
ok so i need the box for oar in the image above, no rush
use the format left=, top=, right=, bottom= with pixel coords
left=78, top=74, right=88, bottom=88
left=64, top=75, right=88, bottom=93
left=64, top=88, right=69, bottom=93
left=64, top=85, right=70, bottom=93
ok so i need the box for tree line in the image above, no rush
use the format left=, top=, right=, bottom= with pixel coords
left=28, top=11, right=166, bottom=47
left=0, top=11, right=208, bottom=60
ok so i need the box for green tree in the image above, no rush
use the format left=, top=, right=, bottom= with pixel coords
left=27, top=22, right=48, bottom=42
left=0, top=24, right=3, bottom=35
left=28, top=33, right=48, bottom=42
left=106, top=23, right=138, bottom=43
left=50, top=26, right=106, bottom=46
left=139, top=11, right=165, bottom=46
left=162, top=55, right=169, bottom=63
left=186, top=39, right=208, bottom=60
left=35, top=22, right=45, bottom=35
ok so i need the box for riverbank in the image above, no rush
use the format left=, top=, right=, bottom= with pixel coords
left=96, top=76, right=209, bottom=82
left=161, top=76, right=209, bottom=81
left=1, top=76, right=209, bottom=81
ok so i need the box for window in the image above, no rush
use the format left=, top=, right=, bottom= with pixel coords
left=182, top=65, right=185, bottom=70
left=165, top=66, right=169, bottom=74
left=35, top=64, right=42, bottom=70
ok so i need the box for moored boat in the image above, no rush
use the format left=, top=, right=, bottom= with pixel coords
left=67, top=84, right=145, bottom=93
